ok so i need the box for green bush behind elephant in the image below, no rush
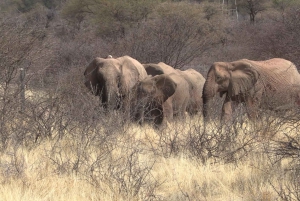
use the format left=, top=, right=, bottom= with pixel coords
left=84, top=55, right=147, bottom=113
left=202, top=58, right=300, bottom=121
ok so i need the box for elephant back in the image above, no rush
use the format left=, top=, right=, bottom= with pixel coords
left=247, top=58, right=300, bottom=109
left=119, top=56, right=147, bottom=81
left=157, top=62, right=179, bottom=75
left=248, top=59, right=299, bottom=91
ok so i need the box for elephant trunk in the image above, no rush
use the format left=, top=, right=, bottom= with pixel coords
left=135, top=89, right=149, bottom=124
left=103, top=84, right=119, bottom=110
left=203, top=70, right=217, bottom=120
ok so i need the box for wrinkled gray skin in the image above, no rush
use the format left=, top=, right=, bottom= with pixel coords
left=203, top=58, right=300, bottom=121
left=143, top=62, right=206, bottom=115
left=84, top=56, right=147, bottom=112
left=135, top=73, right=190, bottom=126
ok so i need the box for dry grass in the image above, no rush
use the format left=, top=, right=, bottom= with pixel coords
left=0, top=115, right=299, bottom=201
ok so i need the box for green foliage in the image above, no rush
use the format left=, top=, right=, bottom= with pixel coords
left=118, top=1, right=224, bottom=67
left=272, top=0, right=300, bottom=11
left=5, top=0, right=59, bottom=13
left=271, top=0, right=300, bottom=22
left=41, top=0, right=59, bottom=9
left=237, top=0, right=269, bottom=22
left=62, top=0, right=163, bottom=38
left=202, top=2, right=219, bottom=20
left=15, top=0, right=39, bottom=12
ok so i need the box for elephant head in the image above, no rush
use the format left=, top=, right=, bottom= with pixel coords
left=84, top=56, right=148, bottom=112
left=135, top=74, right=177, bottom=125
left=203, top=60, right=259, bottom=121
left=84, top=57, right=122, bottom=109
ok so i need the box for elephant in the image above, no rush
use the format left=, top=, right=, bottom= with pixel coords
left=202, top=58, right=300, bottom=122
left=134, top=73, right=190, bottom=126
left=143, top=62, right=206, bottom=116
left=143, top=62, right=179, bottom=76
left=176, top=69, right=206, bottom=115
left=84, top=55, right=148, bottom=112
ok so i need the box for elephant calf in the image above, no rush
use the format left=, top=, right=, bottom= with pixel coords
left=134, top=73, right=190, bottom=126
left=134, top=62, right=205, bottom=126
left=143, top=62, right=206, bottom=116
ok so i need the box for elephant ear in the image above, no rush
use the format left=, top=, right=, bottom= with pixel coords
left=120, top=64, right=140, bottom=93
left=228, top=61, right=260, bottom=96
left=143, top=64, right=164, bottom=76
left=154, top=75, right=177, bottom=102
left=84, top=57, right=103, bottom=76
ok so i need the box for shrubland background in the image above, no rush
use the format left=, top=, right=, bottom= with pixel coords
left=1, top=0, right=300, bottom=200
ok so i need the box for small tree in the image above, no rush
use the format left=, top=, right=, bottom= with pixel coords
left=239, top=0, right=268, bottom=23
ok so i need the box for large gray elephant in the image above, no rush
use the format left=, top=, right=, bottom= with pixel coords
left=202, top=58, right=300, bottom=121
left=84, top=55, right=147, bottom=112
left=134, top=73, right=190, bottom=126
left=143, top=62, right=206, bottom=115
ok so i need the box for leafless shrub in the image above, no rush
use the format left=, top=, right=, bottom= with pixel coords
left=0, top=12, right=48, bottom=150
left=270, top=168, right=300, bottom=201
left=265, top=109, right=300, bottom=200
left=40, top=105, right=162, bottom=200
left=0, top=145, right=27, bottom=179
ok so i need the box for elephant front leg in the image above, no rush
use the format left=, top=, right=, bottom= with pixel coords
left=245, top=97, right=258, bottom=120
left=221, top=96, right=233, bottom=122
left=162, top=99, right=173, bottom=124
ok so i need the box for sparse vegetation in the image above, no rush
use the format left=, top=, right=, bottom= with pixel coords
left=1, top=0, right=300, bottom=200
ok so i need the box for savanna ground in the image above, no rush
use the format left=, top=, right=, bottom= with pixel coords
left=1, top=87, right=300, bottom=201
left=1, top=0, right=300, bottom=200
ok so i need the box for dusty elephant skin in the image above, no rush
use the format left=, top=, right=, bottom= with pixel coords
left=135, top=62, right=205, bottom=126
left=84, top=55, right=147, bottom=113
left=143, top=62, right=206, bottom=116
left=202, top=58, right=300, bottom=122
left=134, top=73, right=190, bottom=126
left=143, top=62, right=179, bottom=76
left=176, top=69, right=206, bottom=115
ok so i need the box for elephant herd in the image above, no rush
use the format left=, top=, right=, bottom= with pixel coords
left=84, top=55, right=300, bottom=126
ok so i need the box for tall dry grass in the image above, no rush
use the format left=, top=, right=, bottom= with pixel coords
left=0, top=110, right=299, bottom=201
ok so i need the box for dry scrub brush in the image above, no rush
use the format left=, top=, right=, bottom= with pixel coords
left=1, top=73, right=300, bottom=200
left=1, top=47, right=300, bottom=200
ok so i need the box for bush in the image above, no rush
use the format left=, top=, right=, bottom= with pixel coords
left=114, top=2, right=225, bottom=68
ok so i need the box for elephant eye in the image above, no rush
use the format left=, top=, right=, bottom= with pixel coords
left=216, top=75, right=222, bottom=81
